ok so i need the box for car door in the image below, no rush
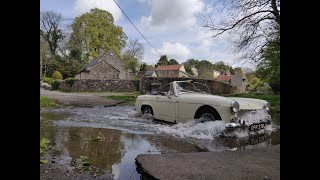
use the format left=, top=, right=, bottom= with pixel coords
left=155, top=94, right=178, bottom=122
left=154, top=83, right=178, bottom=122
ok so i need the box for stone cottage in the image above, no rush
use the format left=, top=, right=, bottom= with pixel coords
left=75, top=49, right=133, bottom=80
left=216, top=73, right=246, bottom=92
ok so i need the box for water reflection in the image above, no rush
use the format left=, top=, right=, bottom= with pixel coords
left=40, top=108, right=280, bottom=179
left=112, top=133, right=160, bottom=180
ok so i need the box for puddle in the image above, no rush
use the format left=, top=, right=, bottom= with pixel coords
left=40, top=106, right=280, bottom=179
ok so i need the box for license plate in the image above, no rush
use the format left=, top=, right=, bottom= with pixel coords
left=249, top=123, right=265, bottom=131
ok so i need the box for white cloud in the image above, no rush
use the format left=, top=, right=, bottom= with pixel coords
left=140, top=0, right=204, bottom=32
left=73, top=0, right=122, bottom=21
left=158, top=42, right=190, bottom=63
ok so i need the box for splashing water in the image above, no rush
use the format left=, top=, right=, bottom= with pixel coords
left=47, top=106, right=277, bottom=140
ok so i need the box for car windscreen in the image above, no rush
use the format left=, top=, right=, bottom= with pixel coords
left=176, top=82, right=212, bottom=94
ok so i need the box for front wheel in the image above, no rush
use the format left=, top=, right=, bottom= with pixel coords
left=142, top=106, right=153, bottom=115
left=196, top=107, right=219, bottom=122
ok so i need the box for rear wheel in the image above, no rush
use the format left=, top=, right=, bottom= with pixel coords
left=142, top=106, right=153, bottom=115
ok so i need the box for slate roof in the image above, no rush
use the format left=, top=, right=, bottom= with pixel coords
left=144, top=70, right=156, bottom=76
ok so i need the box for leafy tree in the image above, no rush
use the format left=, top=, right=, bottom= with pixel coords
left=156, top=55, right=169, bottom=66
left=70, top=8, right=127, bottom=59
left=139, top=63, right=154, bottom=76
left=198, top=0, right=280, bottom=62
left=40, top=10, right=64, bottom=55
left=256, top=34, right=280, bottom=93
left=183, top=59, right=200, bottom=75
left=122, top=53, right=139, bottom=73
left=168, top=59, right=179, bottom=65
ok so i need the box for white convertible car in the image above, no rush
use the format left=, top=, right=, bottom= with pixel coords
left=135, top=80, right=272, bottom=132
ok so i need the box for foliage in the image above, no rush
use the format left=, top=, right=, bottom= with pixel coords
left=40, top=138, right=50, bottom=164
left=156, top=55, right=169, bottom=66
left=40, top=138, right=50, bottom=154
left=168, top=59, right=179, bottom=65
left=70, top=8, right=127, bottom=59
left=51, top=80, right=61, bottom=90
left=59, top=59, right=85, bottom=79
left=256, top=35, right=280, bottom=93
left=52, top=71, right=63, bottom=80
left=246, top=77, right=269, bottom=92
left=40, top=96, right=57, bottom=108
left=65, top=78, right=77, bottom=86
left=122, top=53, right=139, bottom=73
left=76, top=156, right=91, bottom=172
left=42, top=77, right=54, bottom=85
left=183, top=59, right=200, bottom=75
left=132, top=80, right=140, bottom=91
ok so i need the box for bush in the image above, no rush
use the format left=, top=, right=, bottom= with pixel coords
left=132, top=80, right=140, bottom=91
left=65, top=78, right=77, bottom=87
left=269, top=80, right=280, bottom=94
left=43, top=77, right=54, bottom=85
left=52, top=71, right=63, bottom=80
left=52, top=80, right=61, bottom=90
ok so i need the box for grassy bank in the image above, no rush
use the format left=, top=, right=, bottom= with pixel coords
left=224, top=93, right=280, bottom=124
left=40, top=96, right=57, bottom=108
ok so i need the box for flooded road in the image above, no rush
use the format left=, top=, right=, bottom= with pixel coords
left=40, top=105, right=280, bottom=180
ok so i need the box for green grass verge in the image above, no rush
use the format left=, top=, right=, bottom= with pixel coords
left=40, top=96, right=57, bottom=108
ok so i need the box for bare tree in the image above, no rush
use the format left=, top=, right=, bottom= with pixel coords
left=40, top=35, right=50, bottom=77
left=124, top=39, right=144, bottom=60
left=198, top=0, right=280, bottom=62
left=40, top=10, right=64, bottom=55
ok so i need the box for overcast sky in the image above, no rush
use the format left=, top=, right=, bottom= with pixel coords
left=40, top=0, right=254, bottom=68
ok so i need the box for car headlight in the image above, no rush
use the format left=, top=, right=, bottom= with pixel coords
left=230, top=101, right=239, bottom=113
left=263, top=101, right=270, bottom=111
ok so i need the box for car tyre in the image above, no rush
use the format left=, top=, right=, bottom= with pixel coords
left=196, top=107, right=219, bottom=122
left=142, top=106, right=153, bottom=115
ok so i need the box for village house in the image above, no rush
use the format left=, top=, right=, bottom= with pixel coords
left=216, top=73, right=246, bottom=92
left=75, top=49, right=133, bottom=80
left=155, top=64, right=192, bottom=77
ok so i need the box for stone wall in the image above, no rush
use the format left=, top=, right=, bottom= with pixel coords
left=140, top=77, right=244, bottom=95
left=59, top=79, right=139, bottom=92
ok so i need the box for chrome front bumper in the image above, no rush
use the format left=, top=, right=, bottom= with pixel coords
left=225, top=115, right=272, bottom=131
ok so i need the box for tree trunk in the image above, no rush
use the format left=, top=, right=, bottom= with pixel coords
left=271, top=0, right=280, bottom=25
